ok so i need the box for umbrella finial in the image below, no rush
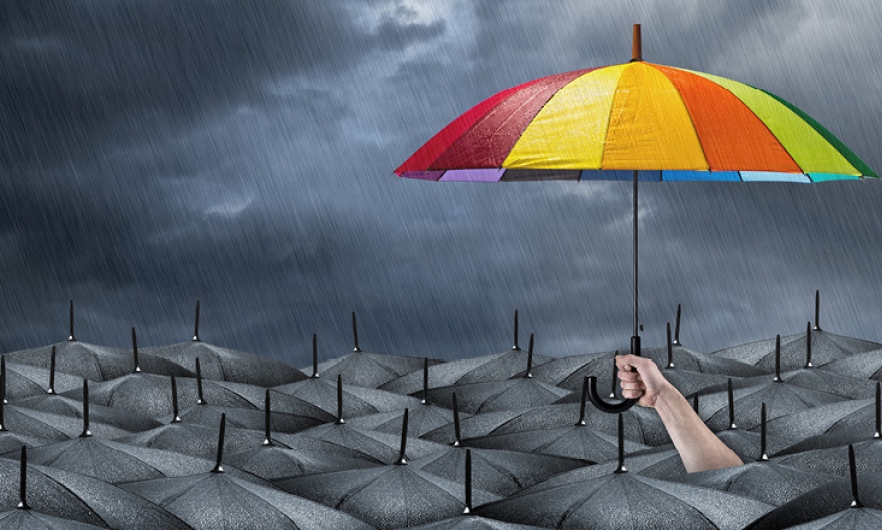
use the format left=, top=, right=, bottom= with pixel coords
left=692, top=393, right=699, bottom=414
left=68, top=299, right=75, bottom=341
left=0, top=372, right=6, bottom=431
left=463, top=449, right=473, bottom=514
left=525, top=333, right=534, bottom=378
left=192, top=299, right=200, bottom=342
left=614, top=413, right=627, bottom=473
left=673, top=303, right=682, bottom=345
left=421, top=357, right=429, bottom=404
left=311, top=333, right=320, bottom=378
left=212, top=413, right=226, bottom=473
left=0, top=355, right=6, bottom=404
left=727, top=378, right=737, bottom=430
left=80, top=379, right=92, bottom=437
left=609, top=352, right=619, bottom=399
left=665, top=322, right=675, bottom=369
left=773, top=335, right=782, bottom=383
left=396, top=408, right=409, bottom=465
left=759, top=403, right=769, bottom=461
left=849, top=444, right=862, bottom=507
left=170, top=374, right=181, bottom=423
left=47, top=346, right=56, bottom=395
left=805, top=322, right=813, bottom=368
left=873, top=381, right=882, bottom=438
left=352, top=311, right=361, bottom=353
left=17, top=447, right=29, bottom=510
left=576, top=376, right=588, bottom=426
left=195, top=357, right=206, bottom=405
left=335, top=374, right=345, bottom=424
left=263, top=389, right=273, bottom=446
left=814, top=290, right=822, bottom=331
left=512, top=309, right=520, bottom=351
left=452, top=392, right=462, bottom=447
left=631, top=23, right=642, bottom=62
left=132, top=326, right=141, bottom=373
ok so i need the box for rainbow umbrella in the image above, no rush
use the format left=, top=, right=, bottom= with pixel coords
left=395, top=25, right=876, bottom=413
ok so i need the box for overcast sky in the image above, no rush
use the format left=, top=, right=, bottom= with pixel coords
left=2, top=1, right=882, bottom=367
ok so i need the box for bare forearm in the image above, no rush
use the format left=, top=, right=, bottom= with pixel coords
left=653, top=387, right=743, bottom=473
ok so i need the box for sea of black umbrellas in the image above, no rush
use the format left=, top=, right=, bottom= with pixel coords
left=1, top=299, right=882, bottom=529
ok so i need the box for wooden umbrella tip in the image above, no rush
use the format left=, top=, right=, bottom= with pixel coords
left=631, top=24, right=642, bottom=62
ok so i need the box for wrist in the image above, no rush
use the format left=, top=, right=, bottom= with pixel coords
left=651, top=381, right=683, bottom=413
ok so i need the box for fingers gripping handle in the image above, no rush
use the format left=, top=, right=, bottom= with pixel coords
left=587, top=336, right=640, bottom=414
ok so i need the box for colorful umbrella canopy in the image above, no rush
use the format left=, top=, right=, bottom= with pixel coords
left=396, top=24, right=877, bottom=414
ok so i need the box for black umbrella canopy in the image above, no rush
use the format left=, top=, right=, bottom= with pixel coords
left=2, top=358, right=82, bottom=401
left=125, top=471, right=376, bottom=530
left=822, top=347, right=882, bottom=381
left=115, top=420, right=258, bottom=459
left=308, top=313, right=442, bottom=389
left=424, top=378, right=569, bottom=415
left=643, top=321, right=766, bottom=378
left=297, top=421, right=447, bottom=462
left=0, top=450, right=190, bottom=529
left=2, top=404, right=130, bottom=441
left=12, top=393, right=160, bottom=433
left=0, top=509, right=107, bottom=529
left=775, top=439, right=882, bottom=477
left=275, top=376, right=423, bottom=419
left=476, top=462, right=772, bottom=530
left=463, top=378, right=650, bottom=462
left=225, top=436, right=382, bottom=481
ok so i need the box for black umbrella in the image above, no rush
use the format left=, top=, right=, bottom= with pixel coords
left=822, top=346, right=882, bottom=381
left=476, top=414, right=772, bottom=529
left=748, top=445, right=882, bottom=529
left=2, top=353, right=82, bottom=401
left=140, top=300, right=307, bottom=386
left=405, top=450, right=549, bottom=530
left=122, top=413, right=374, bottom=530
left=713, top=295, right=880, bottom=370
left=697, top=337, right=846, bottom=431
left=464, top=377, right=649, bottom=462
left=311, top=313, right=443, bottom=389
left=380, top=312, right=550, bottom=394
left=0, top=446, right=191, bottom=529
left=276, top=409, right=500, bottom=530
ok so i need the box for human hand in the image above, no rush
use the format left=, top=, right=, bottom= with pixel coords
left=616, top=354, right=676, bottom=409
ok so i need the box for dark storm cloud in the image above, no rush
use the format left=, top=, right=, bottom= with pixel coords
left=1, top=0, right=881, bottom=365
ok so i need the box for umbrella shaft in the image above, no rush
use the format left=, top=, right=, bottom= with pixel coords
left=632, top=169, right=639, bottom=342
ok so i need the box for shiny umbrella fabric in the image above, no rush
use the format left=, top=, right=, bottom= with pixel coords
left=142, top=340, right=307, bottom=386
left=123, top=471, right=375, bottom=530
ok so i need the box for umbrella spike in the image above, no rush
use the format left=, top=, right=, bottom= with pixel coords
left=47, top=346, right=56, bottom=395
left=1, top=355, right=6, bottom=404
left=195, top=357, right=206, bottom=405
left=0, top=372, right=6, bottom=431
left=463, top=449, right=472, bottom=514
left=692, top=393, right=699, bottom=414
left=512, top=309, right=520, bottom=351
left=192, top=299, right=200, bottom=342
left=311, top=333, right=319, bottom=378
left=452, top=392, right=462, bottom=447
left=352, top=311, right=361, bottom=353
left=773, top=335, right=782, bottom=383
left=132, top=326, right=141, bottom=373
left=80, top=379, right=91, bottom=438
left=727, top=379, right=737, bottom=430
left=814, top=290, right=822, bottom=331
left=610, top=352, right=618, bottom=399
left=212, top=413, right=226, bottom=473
left=421, top=357, right=429, bottom=404
left=849, top=444, right=862, bottom=507
left=170, top=374, right=181, bottom=423
left=17, top=447, right=29, bottom=510
left=263, top=389, right=273, bottom=446
left=614, top=413, right=627, bottom=473
left=805, top=322, right=813, bottom=368
left=525, top=333, right=534, bottom=378
left=665, top=322, right=674, bottom=369
left=759, top=403, right=769, bottom=461
left=395, top=408, right=408, bottom=465
left=873, top=381, right=882, bottom=439
left=335, top=374, right=345, bottom=424
left=68, top=299, right=75, bottom=341
left=576, top=376, right=588, bottom=426
left=673, top=303, right=682, bottom=345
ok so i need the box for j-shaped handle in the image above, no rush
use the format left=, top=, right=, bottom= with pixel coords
left=587, top=335, right=640, bottom=414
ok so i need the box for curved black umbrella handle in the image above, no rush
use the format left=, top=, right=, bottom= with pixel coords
left=587, top=377, right=637, bottom=413
left=587, top=336, right=640, bottom=414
